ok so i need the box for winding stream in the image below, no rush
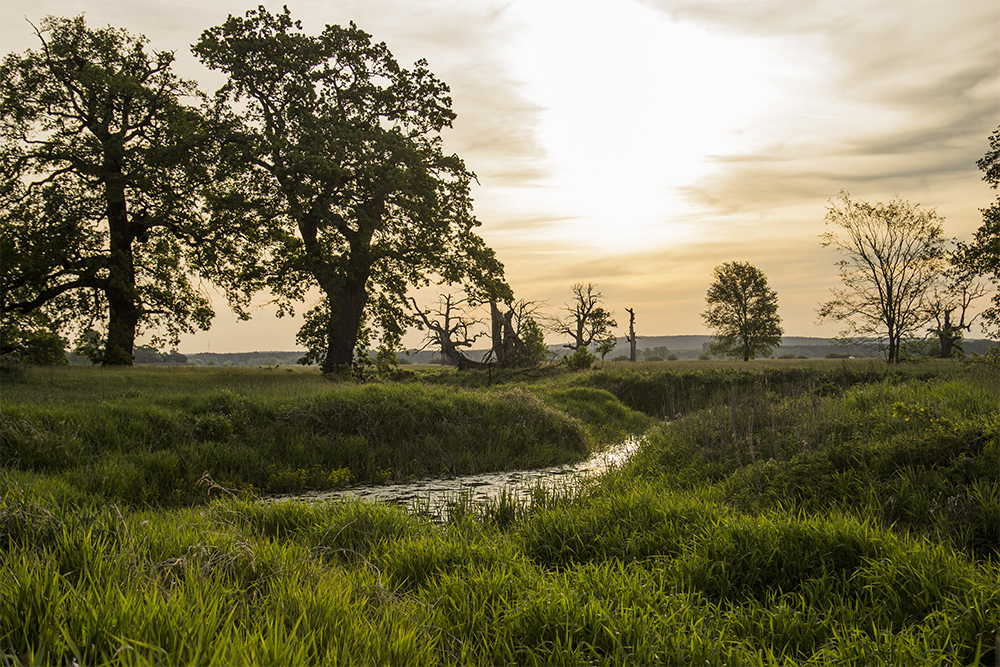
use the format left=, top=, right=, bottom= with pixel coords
left=270, top=437, right=640, bottom=520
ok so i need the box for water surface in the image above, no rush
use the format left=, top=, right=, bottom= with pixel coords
left=271, top=437, right=640, bottom=520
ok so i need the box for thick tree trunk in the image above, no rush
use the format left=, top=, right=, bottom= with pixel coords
left=937, top=310, right=960, bottom=358
left=321, top=274, right=369, bottom=373
left=103, top=182, right=139, bottom=366
left=489, top=300, right=534, bottom=368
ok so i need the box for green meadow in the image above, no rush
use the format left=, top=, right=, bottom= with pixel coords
left=1, top=360, right=998, bottom=665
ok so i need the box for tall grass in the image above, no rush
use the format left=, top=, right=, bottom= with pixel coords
left=2, top=475, right=996, bottom=666
left=2, top=360, right=997, bottom=664
left=2, top=373, right=592, bottom=505
left=2, top=366, right=655, bottom=505
left=630, top=363, right=1000, bottom=560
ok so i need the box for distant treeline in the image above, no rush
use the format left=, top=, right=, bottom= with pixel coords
left=153, top=336, right=998, bottom=367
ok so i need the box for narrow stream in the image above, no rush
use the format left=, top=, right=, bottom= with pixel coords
left=270, top=437, right=640, bottom=520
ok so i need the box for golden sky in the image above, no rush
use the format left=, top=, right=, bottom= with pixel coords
left=3, top=0, right=997, bottom=352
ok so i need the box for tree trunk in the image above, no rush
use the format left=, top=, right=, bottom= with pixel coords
left=626, top=308, right=636, bottom=362
left=887, top=335, right=900, bottom=364
left=489, top=300, right=533, bottom=368
left=937, top=309, right=957, bottom=358
left=321, top=273, right=369, bottom=373
left=103, top=181, right=139, bottom=366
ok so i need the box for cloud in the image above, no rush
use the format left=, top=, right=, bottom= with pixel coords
left=644, top=0, right=999, bottom=222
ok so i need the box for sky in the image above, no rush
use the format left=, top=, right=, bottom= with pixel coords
left=2, top=0, right=998, bottom=353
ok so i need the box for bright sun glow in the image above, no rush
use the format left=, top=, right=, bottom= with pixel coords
left=502, top=0, right=783, bottom=250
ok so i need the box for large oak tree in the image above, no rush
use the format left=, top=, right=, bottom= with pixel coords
left=0, top=16, right=234, bottom=365
left=194, top=7, right=508, bottom=373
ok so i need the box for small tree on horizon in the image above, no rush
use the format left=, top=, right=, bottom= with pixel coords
left=701, top=261, right=783, bottom=361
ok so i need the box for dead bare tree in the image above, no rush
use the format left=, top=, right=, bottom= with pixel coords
left=625, top=307, right=637, bottom=362
left=926, top=268, right=989, bottom=358
left=553, top=283, right=617, bottom=351
left=488, top=298, right=548, bottom=368
left=409, top=295, right=489, bottom=370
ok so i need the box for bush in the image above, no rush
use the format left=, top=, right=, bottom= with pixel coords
left=565, top=347, right=596, bottom=371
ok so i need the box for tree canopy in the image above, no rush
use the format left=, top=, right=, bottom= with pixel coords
left=701, top=261, right=782, bottom=361
left=955, top=125, right=1000, bottom=338
left=818, top=192, right=947, bottom=363
left=0, top=15, right=235, bottom=365
left=193, top=7, right=509, bottom=373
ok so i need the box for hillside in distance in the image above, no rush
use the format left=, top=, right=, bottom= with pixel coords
left=179, top=336, right=998, bottom=366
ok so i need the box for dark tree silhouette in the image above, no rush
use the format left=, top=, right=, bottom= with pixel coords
left=194, top=7, right=508, bottom=373
left=554, top=282, right=617, bottom=351
left=625, top=307, right=637, bottom=362
left=410, top=294, right=487, bottom=370
left=0, top=16, right=235, bottom=365
left=954, top=125, right=1000, bottom=338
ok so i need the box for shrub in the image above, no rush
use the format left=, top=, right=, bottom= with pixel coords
left=565, top=347, right=596, bottom=371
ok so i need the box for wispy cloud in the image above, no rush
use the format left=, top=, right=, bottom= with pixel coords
left=644, top=0, right=999, bottom=224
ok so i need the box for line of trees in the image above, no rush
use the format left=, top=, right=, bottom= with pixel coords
left=1, top=10, right=510, bottom=373
left=699, top=127, right=999, bottom=365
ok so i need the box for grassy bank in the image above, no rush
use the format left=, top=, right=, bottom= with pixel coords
left=2, top=366, right=652, bottom=505
left=627, top=363, right=999, bottom=561
left=2, top=360, right=998, bottom=665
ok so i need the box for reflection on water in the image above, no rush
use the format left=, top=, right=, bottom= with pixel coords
left=270, top=437, right=640, bottom=519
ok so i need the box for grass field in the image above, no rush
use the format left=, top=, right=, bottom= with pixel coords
left=1, top=359, right=998, bottom=665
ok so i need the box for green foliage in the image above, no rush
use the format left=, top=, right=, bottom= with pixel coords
left=954, top=124, right=1000, bottom=337
left=564, top=346, right=596, bottom=371
left=595, top=336, right=617, bottom=361
left=702, top=261, right=783, bottom=361
left=520, top=317, right=550, bottom=366
left=0, top=317, right=67, bottom=366
left=194, top=7, right=509, bottom=372
left=0, top=15, right=235, bottom=365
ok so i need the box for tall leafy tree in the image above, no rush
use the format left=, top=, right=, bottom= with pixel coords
left=193, top=7, right=508, bottom=373
left=0, top=15, right=233, bottom=365
left=955, top=125, right=1000, bottom=338
left=818, top=192, right=946, bottom=363
left=701, top=261, right=782, bottom=361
